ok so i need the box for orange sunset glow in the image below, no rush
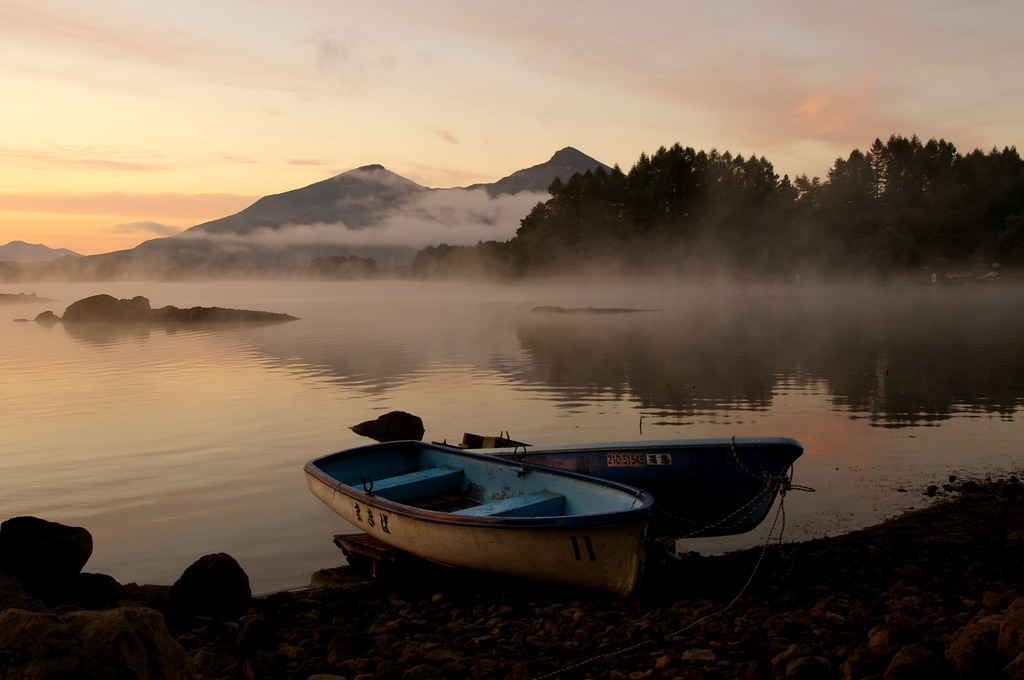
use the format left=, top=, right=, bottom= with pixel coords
left=3, top=1, right=1022, bottom=255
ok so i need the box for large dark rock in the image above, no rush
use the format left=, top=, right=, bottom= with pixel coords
left=351, top=411, right=425, bottom=442
left=0, top=606, right=195, bottom=680
left=0, top=571, right=45, bottom=611
left=69, top=571, right=129, bottom=609
left=59, top=294, right=297, bottom=325
left=945, top=615, right=1004, bottom=677
left=999, top=600, right=1024, bottom=659
left=168, top=553, right=252, bottom=620
left=886, top=643, right=947, bottom=680
left=0, top=517, right=93, bottom=596
left=62, top=294, right=152, bottom=323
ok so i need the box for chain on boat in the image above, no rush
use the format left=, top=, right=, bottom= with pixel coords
left=653, top=436, right=814, bottom=538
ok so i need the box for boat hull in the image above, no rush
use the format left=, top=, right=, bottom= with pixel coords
left=482, top=437, right=802, bottom=537
left=304, top=441, right=653, bottom=596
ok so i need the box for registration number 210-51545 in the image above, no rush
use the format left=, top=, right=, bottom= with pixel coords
left=606, top=452, right=671, bottom=467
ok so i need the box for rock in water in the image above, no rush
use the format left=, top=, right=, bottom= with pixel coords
left=33, top=310, right=61, bottom=325
left=351, top=411, right=426, bottom=442
left=62, top=294, right=152, bottom=323
left=0, top=516, right=93, bottom=595
left=151, top=305, right=296, bottom=324
left=59, top=294, right=297, bottom=325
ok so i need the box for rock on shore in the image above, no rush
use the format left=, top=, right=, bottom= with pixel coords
left=3, top=477, right=1024, bottom=679
left=0, top=607, right=194, bottom=679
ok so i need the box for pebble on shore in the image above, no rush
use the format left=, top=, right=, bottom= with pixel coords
left=2, top=476, right=1024, bottom=680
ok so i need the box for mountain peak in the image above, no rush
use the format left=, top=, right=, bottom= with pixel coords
left=471, top=147, right=611, bottom=197
left=188, top=163, right=427, bottom=236
left=548, top=147, right=595, bottom=166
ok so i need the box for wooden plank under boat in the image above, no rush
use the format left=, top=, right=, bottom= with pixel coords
left=333, top=533, right=407, bottom=578
left=304, top=440, right=655, bottom=596
left=466, top=436, right=803, bottom=538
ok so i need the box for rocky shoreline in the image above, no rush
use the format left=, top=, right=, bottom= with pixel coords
left=3, top=476, right=1024, bottom=680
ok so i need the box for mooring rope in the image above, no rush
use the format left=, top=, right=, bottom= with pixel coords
left=533, top=455, right=814, bottom=680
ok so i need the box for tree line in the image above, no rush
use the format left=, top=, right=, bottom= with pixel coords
left=411, top=135, right=1024, bottom=280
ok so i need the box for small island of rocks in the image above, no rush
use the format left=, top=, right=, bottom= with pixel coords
left=32, top=294, right=297, bottom=326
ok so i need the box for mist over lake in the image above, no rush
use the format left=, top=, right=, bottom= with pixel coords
left=3, top=279, right=1023, bottom=594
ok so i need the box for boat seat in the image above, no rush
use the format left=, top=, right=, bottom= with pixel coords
left=371, top=466, right=464, bottom=502
left=454, top=490, right=565, bottom=518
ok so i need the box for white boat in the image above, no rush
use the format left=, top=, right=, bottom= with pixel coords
left=304, top=440, right=655, bottom=596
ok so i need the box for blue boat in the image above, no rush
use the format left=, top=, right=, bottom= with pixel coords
left=304, top=440, right=656, bottom=596
left=469, top=437, right=803, bottom=538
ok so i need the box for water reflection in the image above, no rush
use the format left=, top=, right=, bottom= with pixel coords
left=62, top=323, right=156, bottom=345
left=515, top=285, right=1024, bottom=426
left=234, top=283, right=1024, bottom=427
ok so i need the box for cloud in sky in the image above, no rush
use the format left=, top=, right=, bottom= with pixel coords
left=300, top=30, right=393, bottom=93
left=178, top=188, right=545, bottom=250
left=288, top=159, right=335, bottom=167
left=1, top=3, right=179, bottom=65
left=375, top=188, right=544, bottom=248
left=411, top=1, right=1022, bottom=160
left=0, top=191, right=256, bottom=219
left=111, top=221, right=183, bottom=237
left=433, top=129, right=460, bottom=145
left=1, top=145, right=171, bottom=174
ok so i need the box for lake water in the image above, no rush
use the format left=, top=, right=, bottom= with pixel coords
left=3, top=279, right=1023, bottom=594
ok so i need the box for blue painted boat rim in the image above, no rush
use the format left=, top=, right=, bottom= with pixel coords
left=484, top=437, right=804, bottom=463
left=485, top=436, right=803, bottom=453
left=303, top=440, right=656, bottom=529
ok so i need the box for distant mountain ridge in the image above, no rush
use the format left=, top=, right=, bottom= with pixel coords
left=0, top=241, right=80, bottom=263
left=182, top=146, right=606, bottom=239
left=4, top=147, right=608, bottom=280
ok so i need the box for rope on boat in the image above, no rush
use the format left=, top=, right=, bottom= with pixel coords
left=534, top=473, right=811, bottom=680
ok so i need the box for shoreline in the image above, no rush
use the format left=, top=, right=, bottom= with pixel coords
left=3, top=475, right=1024, bottom=679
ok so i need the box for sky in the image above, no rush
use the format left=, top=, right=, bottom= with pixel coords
left=2, top=0, right=1022, bottom=255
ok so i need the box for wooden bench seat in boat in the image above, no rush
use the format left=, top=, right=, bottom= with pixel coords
left=454, top=490, right=565, bottom=518
left=371, top=466, right=464, bottom=502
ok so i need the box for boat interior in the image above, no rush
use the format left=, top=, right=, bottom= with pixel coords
left=367, top=465, right=568, bottom=518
